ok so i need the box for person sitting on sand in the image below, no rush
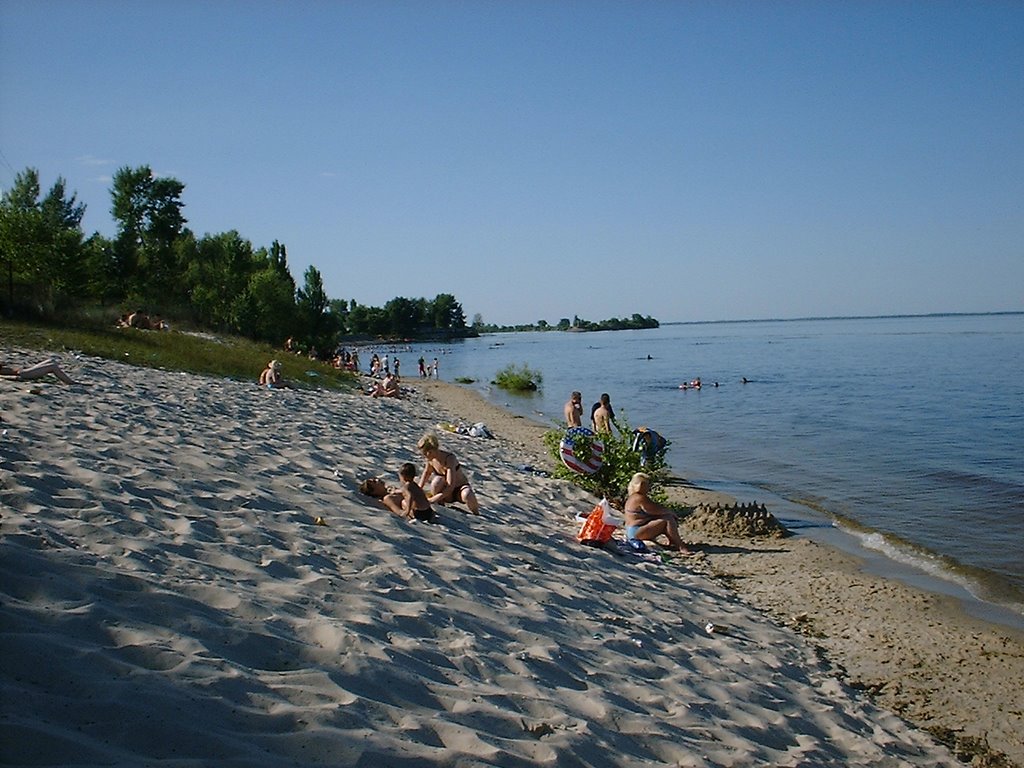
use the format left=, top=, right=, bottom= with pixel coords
left=258, top=359, right=285, bottom=388
left=369, top=372, right=400, bottom=398
left=417, top=432, right=480, bottom=514
left=392, top=462, right=435, bottom=522
left=623, top=472, right=694, bottom=554
left=0, top=359, right=80, bottom=385
left=358, top=469, right=436, bottom=523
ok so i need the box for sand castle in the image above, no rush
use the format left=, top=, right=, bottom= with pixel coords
left=682, top=501, right=789, bottom=539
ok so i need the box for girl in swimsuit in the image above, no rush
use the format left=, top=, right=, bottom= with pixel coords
left=417, top=432, right=480, bottom=514
left=623, top=472, right=694, bottom=554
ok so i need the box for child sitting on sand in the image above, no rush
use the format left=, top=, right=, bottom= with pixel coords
left=358, top=464, right=436, bottom=523
left=258, top=360, right=285, bottom=388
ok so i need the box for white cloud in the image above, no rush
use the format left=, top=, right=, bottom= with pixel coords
left=76, top=154, right=113, bottom=167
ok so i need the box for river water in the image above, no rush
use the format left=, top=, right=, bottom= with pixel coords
left=389, top=314, right=1024, bottom=628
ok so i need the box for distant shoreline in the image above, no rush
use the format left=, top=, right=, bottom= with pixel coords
left=660, top=309, right=1024, bottom=327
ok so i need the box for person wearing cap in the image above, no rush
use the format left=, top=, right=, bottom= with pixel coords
left=258, top=359, right=285, bottom=388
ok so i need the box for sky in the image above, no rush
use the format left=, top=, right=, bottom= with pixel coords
left=1, top=1, right=1022, bottom=326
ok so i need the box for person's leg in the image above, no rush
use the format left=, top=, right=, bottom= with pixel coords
left=381, top=493, right=407, bottom=518
left=17, top=361, right=75, bottom=384
left=662, top=516, right=695, bottom=554
left=459, top=485, right=480, bottom=515
left=635, top=519, right=670, bottom=543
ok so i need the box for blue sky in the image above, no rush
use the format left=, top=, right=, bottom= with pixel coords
left=2, top=1, right=1021, bottom=325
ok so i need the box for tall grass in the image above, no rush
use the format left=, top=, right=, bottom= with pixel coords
left=0, top=319, right=359, bottom=391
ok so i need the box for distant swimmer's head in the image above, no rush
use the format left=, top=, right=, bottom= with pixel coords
left=270, top=359, right=281, bottom=370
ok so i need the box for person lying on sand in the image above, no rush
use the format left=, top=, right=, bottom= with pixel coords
left=623, top=472, right=695, bottom=554
left=0, top=359, right=81, bottom=385
left=358, top=466, right=436, bottom=523
left=417, top=432, right=480, bottom=514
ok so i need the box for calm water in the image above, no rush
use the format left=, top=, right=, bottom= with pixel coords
left=395, top=314, right=1024, bottom=624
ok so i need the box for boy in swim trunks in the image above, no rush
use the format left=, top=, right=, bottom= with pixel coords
left=388, top=462, right=436, bottom=522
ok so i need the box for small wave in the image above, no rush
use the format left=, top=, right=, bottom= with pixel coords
left=842, top=526, right=1024, bottom=617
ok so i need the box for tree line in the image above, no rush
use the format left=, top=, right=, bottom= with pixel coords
left=474, top=313, right=659, bottom=334
left=0, top=166, right=472, bottom=352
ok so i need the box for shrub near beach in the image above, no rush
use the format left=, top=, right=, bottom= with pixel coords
left=492, top=362, right=542, bottom=392
left=543, top=417, right=672, bottom=504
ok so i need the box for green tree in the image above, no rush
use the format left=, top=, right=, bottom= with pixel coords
left=183, top=230, right=259, bottom=329
left=295, top=265, right=336, bottom=352
left=110, top=165, right=187, bottom=307
left=384, top=296, right=424, bottom=337
left=232, top=265, right=297, bottom=344
left=429, top=293, right=466, bottom=333
left=0, top=167, right=86, bottom=315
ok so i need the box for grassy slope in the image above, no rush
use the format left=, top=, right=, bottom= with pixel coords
left=0, top=319, right=360, bottom=392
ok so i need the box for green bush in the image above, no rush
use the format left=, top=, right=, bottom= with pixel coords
left=493, top=362, right=542, bottom=392
left=543, top=417, right=672, bottom=504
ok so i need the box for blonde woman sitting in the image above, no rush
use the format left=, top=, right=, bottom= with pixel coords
left=623, top=472, right=694, bottom=554
left=416, top=432, right=480, bottom=514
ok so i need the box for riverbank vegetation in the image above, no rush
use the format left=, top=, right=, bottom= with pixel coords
left=473, top=313, right=659, bottom=333
left=542, top=420, right=672, bottom=503
left=492, top=362, right=542, bottom=392
left=0, top=165, right=474, bottom=354
left=0, top=318, right=357, bottom=391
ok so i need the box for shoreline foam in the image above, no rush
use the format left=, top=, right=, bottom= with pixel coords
left=1, top=352, right=1020, bottom=766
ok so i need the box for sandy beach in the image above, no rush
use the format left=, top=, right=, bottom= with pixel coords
left=2, top=351, right=1021, bottom=767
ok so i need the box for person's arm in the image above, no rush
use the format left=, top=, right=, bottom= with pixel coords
left=607, top=406, right=621, bottom=434
left=639, top=495, right=672, bottom=519
left=443, top=453, right=460, bottom=488
left=419, top=461, right=435, bottom=488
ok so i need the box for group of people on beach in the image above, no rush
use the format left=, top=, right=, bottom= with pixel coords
left=565, top=389, right=693, bottom=555
left=117, top=310, right=169, bottom=331
left=564, top=390, right=621, bottom=435
left=360, top=431, right=480, bottom=522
